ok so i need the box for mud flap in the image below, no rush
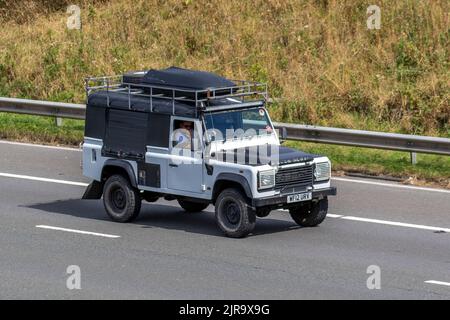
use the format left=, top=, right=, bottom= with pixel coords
left=82, top=180, right=104, bottom=199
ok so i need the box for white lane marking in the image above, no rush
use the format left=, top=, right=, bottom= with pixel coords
left=333, top=177, right=450, bottom=194
left=425, top=280, right=450, bottom=287
left=36, top=225, right=120, bottom=238
left=327, top=214, right=344, bottom=218
left=0, top=172, right=88, bottom=187
left=278, top=209, right=449, bottom=233
left=0, top=139, right=80, bottom=152
left=339, top=216, right=450, bottom=233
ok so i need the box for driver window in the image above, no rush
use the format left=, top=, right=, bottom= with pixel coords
left=171, top=119, right=200, bottom=152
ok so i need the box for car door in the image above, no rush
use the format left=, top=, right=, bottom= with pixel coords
left=167, top=117, right=204, bottom=193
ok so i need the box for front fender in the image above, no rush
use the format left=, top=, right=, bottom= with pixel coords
left=213, top=173, right=253, bottom=200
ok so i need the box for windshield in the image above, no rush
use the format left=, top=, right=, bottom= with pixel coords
left=204, top=107, right=274, bottom=141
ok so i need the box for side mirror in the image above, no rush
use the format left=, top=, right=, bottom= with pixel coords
left=205, top=132, right=216, bottom=145
left=205, top=129, right=220, bottom=145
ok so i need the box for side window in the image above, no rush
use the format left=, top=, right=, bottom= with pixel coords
left=171, top=119, right=201, bottom=152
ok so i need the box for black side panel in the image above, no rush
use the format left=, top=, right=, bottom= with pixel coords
left=103, top=109, right=147, bottom=159
left=84, top=105, right=106, bottom=139
left=87, top=91, right=196, bottom=117
left=137, top=163, right=160, bottom=188
left=147, top=114, right=170, bottom=148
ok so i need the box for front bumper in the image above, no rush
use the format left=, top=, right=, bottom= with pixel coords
left=252, top=187, right=337, bottom=208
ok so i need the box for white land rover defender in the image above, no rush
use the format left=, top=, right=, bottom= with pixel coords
left=82, top=67, right=336, bottom=238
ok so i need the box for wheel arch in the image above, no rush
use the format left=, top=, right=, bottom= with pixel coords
left=101, top=159, right=138, bottom=188
left=212, top=173, right=253, bottom=204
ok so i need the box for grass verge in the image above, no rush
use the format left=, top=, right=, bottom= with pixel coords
left=0, top=113, right=84, bottom=146
left=286, top=141, right=450, bottom=188
left=0, top=0, right=448, bottom=135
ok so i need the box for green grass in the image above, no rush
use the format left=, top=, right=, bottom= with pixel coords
left=1, top=112, right=448, bottom=187
left=286, top=141, right=450, bottom=186
left=0, top=113, right=84, bottom=146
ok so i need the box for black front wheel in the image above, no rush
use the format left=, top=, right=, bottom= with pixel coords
left=103, top=174, right=141, bottom=222
left=215, top=188, right=256, bottom=238
left=289, top=198, right=328, bottom=227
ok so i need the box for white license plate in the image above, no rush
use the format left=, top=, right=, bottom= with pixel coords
left=287, top=192, right=312, bottom=203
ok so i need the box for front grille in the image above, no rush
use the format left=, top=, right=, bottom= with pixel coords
left=275, top=164, right=313, bottom=190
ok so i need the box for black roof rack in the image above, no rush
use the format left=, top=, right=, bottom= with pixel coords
left=85, top=67, right=268, bottom=117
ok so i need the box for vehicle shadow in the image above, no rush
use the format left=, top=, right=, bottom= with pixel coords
left=24, top=199, right=301, bottom=238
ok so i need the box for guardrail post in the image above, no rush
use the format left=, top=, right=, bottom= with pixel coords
left=410, top=152, right=417, bottom=165
left=55, top=117, right=63, bottom=127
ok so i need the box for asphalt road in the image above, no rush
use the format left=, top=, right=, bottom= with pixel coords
left=0, top=140, right=449, bottom=299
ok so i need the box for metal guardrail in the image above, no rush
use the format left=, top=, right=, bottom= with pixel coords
left=0, top=97, right=449, bottom=156
left=0, top=97, right=85, bottom=120
left=273, top=123, right=450, bottom=156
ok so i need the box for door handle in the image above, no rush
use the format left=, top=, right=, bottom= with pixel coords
left=169, top=164, right=178, bottom=168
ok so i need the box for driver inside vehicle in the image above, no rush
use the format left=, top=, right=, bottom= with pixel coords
left=173, top=120, right=194, bottom=149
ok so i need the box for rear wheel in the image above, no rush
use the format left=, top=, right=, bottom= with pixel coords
left=103, top=174, right=141, bottom=222
left=215, top=188, right=256, bottom=238
left=177, top=199, right=209, bottom=213
left=289, top=198, right=328, bottom=227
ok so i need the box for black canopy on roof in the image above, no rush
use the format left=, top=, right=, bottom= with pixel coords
left=87, top=67, right=246, bottom=118
left=142, top=67, right=236, bottom=90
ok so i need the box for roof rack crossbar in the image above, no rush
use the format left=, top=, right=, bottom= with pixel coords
left=85, top=74, right=268, bottom=115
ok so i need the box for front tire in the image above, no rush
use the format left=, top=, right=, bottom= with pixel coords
left=215, top=188, right=256, bottom=238
left=289, top=198, right=328, bottom=227
left=178, top=199, right=209, bottom=213
left=103, top=174, right=141, bottom=222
